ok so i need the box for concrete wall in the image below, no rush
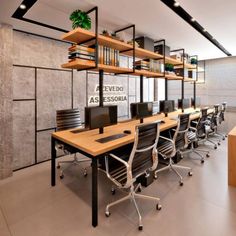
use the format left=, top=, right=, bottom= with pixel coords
left=11, top=30, right=153, bottom=170
left=0, top=24, right=13, bottom=179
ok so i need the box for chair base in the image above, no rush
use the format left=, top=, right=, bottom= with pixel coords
left=154, top=159, right=192, bottom=186
left=57, top=154, right=90, bottom=178
left=181, top=143, right=210, bottom=163
left=105, top=183, right=161, bottom=230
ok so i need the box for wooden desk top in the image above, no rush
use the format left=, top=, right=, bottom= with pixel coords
left=52, top=108, right=202, bottom=157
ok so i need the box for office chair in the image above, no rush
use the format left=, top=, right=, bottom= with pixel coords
left=56, top=108, right=90, bottom=179
left=184, top=109, right=211, bottom=163
left=104, top=121, right=162, bottom=230
left=204, top=106, right=222, bottom=148
left=214, top=102, right=227, bottom=140
left=154, top=113, right=193, bottom=186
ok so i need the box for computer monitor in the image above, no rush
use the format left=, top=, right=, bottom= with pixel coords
left=159, top=100, right=175, bottom=116
left=178, top=98, right=190, bottom=109
left=130, top=102, right=153, bottom=120
left=191, top=97, right=201, bottom=108
left=85, top=106, right=117, bottom=132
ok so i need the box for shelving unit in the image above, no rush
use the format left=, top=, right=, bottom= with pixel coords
left=61, top=6, right=199, bottom=116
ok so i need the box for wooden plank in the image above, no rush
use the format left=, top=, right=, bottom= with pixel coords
left=52, top=110, right=203, bottom=157
left=165, top=56, right=182, bottom=65
left=132, top=70, right=164, bottom=78
left=62, top=28, right=133, bottom=51
left=165, top=74, right=183, bottom=80
left=123, top=47, right=163, bottom=60
left=228, top=127, right=236, bottom=187
left=61, top=59, right=133, bottom=73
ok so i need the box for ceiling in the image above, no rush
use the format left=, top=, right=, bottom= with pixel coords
left=1, top=0, right=235, bottom=60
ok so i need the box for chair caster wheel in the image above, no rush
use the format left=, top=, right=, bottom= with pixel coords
left=206, top=153, right=210, bottom=158
left=138, top=225, right=143, bottom=231
left=218, top=142, right=221, bottom=146
left=57, top=165, right=60, bottom=169
left=188, top=171, right=193, bottom=176
left=156, top=204, right=162, bottom=210
left=179, top=181, right=183, bottom=186
left=83, top=172, right=87, bottom=177
left=60, top=174, right=64, bottom=179
left=222, top=137, right=225, bottom=141
left=214, top=145, right=217, bottom=149
left=201, top=159, right=205, bottom=164
left=111, top=188, right=116, bottom=195
left=137, top=186, right=142, bottom=193
left=105, top=212, right=110, bottom=217
left=154, top=174, right=158, bottom=180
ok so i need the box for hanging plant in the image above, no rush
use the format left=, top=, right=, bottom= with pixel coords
left=69, top=9, right=91, bottom=30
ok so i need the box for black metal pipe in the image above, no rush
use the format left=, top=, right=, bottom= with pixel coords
left=99, top=70, right=104, bottom=134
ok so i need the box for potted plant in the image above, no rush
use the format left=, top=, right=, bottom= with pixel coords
left=190, top=58, right=198, bottom=65
left=70, top=9, right=91, bottom=30
left=165, top=63, right=174, bottom=73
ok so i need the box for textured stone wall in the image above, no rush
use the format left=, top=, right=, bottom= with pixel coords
left=0, top=24, right=13, bottom=179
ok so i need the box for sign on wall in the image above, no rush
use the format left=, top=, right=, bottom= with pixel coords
left=88, top=84, right=127, bottom=105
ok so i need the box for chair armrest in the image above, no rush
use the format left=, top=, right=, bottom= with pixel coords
left=189, top=127, right=197, bottom=132
left=192, top=121, right=198, bottom=124
left=105, top=154, right=130, bottom=188
left=159, top=135, right=174, bottom=145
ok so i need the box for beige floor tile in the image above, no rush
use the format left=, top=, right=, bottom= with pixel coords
left=0, top=208, right=11, bottom=236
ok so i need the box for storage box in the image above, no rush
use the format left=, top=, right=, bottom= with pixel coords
left=135, top=36, right=154, bottom=52
left=154, top=44, right=170, bottom=56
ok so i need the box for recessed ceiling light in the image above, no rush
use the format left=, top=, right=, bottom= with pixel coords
left=174, top=1, right=180, bottom=7
left=203, top=28, right=207, bottom=32
left=19, top=4, right=26, bottom=10
left=191, top=18, right=195, bottom=22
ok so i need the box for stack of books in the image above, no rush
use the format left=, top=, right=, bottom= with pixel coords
left=135, top=60, right=162, bottom=73
left=68, top=45, right=95, bottom=62
left=134, top=60, right=150, bottom=70
left=149, top=59, right=162, bottom=73
left=98, top=45, right=120, bottom=66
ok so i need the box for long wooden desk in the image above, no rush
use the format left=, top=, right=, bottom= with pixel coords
left=228, top=127, right=236, bottom=187
left=51, top=109, right=202, bottom=227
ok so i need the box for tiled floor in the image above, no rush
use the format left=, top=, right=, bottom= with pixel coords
left=1, top=132, right=236, bottom=235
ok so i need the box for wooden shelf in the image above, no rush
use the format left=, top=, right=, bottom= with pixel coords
left=165, top=56, right=182, bottom=65
left=62, top=28, right=133, bottom=52
left=165, top=74, right=183, bottom=80
left=174, top=63, right=197, bottom=70
left=61, top=59, right=133, bottom=74
left=123, top=47, right=163, bottom=60
left=132, top=70, right=164, bottom=78
left=184, top=78, right=197, bottom=82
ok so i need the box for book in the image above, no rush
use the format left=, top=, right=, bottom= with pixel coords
left=68, top=45, right=95, bottom=53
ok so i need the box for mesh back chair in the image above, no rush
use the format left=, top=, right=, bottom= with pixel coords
left=56, top=108, right=90, bottom=178
left=154, top=113, right=193, bottom=186
left=215, top=102, right=227, bottom=139
left=105, top=121, right=161, bottom=231
left=204, top=105, right=222, bottom=148
left=185, top=108, right=211, bottom=163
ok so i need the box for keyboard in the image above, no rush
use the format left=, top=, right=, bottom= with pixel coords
left=96, top=133, right=128, bottom=143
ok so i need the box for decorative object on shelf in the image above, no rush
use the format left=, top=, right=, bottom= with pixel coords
left=127, top=39, right=139, bottom=47
left=165, top=63, right=174, bottom=72
left=170, top=54, right=181, bottom=61
left=102, top=29, right=110, bottom=36
left=190, top=58, right=198, bottom=65
left=70, top=9, right=91, bottom=30
left=135, top=36, right=154, bottom=52
left=155, top=44, right=170, bottom=56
